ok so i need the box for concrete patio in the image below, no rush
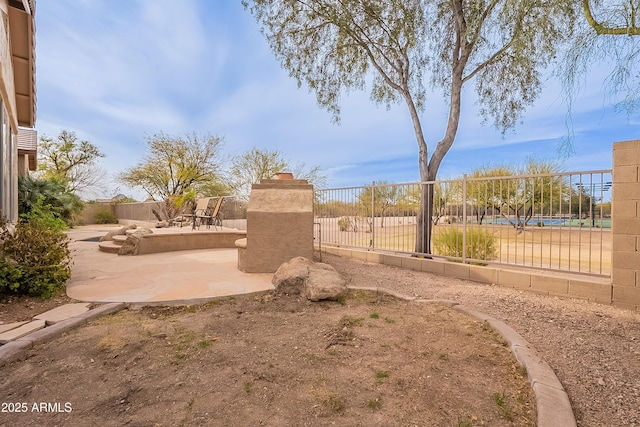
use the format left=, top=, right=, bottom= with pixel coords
left=66, top=225, right=274, bottom=304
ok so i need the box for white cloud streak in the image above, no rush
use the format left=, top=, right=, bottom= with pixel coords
left=34, top=2, right=632, bottom=197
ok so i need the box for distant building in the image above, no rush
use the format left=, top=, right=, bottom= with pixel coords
left=0, top=0, right=36, bottom=223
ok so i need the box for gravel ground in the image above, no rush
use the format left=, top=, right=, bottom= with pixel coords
left=323, top=253, right=640, bottom=427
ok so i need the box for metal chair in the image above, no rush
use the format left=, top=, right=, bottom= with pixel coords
left=182, top=197, right=213, bottom=230
left=196, top=197, right=224, bottom=230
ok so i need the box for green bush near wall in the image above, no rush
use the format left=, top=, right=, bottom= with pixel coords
left=94, top=208, right=118, bottom=224
left=337, top=216, right=350, bottom=231
left=0, top=199, right=72, bottom=299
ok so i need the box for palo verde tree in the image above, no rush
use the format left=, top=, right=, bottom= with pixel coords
left=466, top=159, right=565, bottom=231
left=465, top=165, right=514, bottom=225
left=119, top=132, right=225, bottom=200
left=37, top=129, right=105, bottom=195
left=244, top=0, right=574, bottom=254
left=432, top=179, right=463, bottom=225
left=119, top=132, right=226, bottom=219
left=229, top=147, right=326, bottom=197
left=357, top=181, right=399, bottom=228
left=228, top=147, right=288, bottom=197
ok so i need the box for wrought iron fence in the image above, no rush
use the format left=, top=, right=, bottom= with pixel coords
left=314, top=170, right=613, bottom=276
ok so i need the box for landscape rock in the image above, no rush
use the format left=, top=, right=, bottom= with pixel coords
left=272, top=258, right=309, bottom=295
left=272, top=257, right=347, bottom=301
left=305, top=264, right=348, bottom=301
left=99, top=224, right=137, bottom=242
left=118, top=228, right=153, bottom=256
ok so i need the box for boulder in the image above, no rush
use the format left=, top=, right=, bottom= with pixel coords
left=305, top=264, right=348, bottom=302
left=271, top=257, right=309, bottom=296
left=118, top=228, right=153, bottom=256
left=272, top=257, right=347, bottom=301
left=99, top=224, right=136, bottom=242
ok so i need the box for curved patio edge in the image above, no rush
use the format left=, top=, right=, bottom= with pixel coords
left=347, top=285, right=577, bottom=427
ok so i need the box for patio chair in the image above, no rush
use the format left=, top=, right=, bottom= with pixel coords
left=210, top=196, right=225, bottom=229
left=196, top=196, right=224, bottom=230
left=172, top=204, right=192, bottom=227
left=182, top=197, right=213, bottom=230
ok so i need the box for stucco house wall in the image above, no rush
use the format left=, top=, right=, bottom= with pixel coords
left=0, top=0, right=35, bottom=223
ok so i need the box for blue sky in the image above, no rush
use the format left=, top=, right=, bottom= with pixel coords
left=35, top=1, right=638, bottom=200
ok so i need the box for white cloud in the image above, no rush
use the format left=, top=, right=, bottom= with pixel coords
left=33, top=2, right=632, bottom=197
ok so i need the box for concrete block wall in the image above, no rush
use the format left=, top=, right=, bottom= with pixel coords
left=114, top=202, right=157, bottom=222
left=612, top=140, right=640, bottom=310
left=78, top=202, right=115, bottom=225
left=320, top=246, right=613, bottom=305
left=80, top=202, right=156, bottom=224
left=105, top=199, right=246, bottom=225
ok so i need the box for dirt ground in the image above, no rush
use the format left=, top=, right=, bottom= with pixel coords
left=0, top=293, right=76, bottom=325
left=324, top=254, right=640, bottom=427
left=3, top=249, right=639, bottom=427
left=0, top=290, right=534, bottom=426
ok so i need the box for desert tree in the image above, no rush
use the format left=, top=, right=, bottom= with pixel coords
left=228, top=147, right=287, bottom=197
left=290, top=163, right=327, bottom=190
left=37, top=129, right=105, bottom=196
left=465, top=165, right=514, bottom=225
left=229, top=147, right=326, bottom=197
left=357, top=181, right=399, bottom=228
left=119, top=132, right=226, bottom=200
left=433, top=179, right=463, bottom=225
left=118, top=132, right=226, bottom=219
left=465, top=159, right=565, bottom=231
left=244, top=0, right=574, bottom=254
left=395, top=184, right=421, bottom=216
left=559, top=0, right=640, bottom=135
left=583, top=0, right=640, bottom=35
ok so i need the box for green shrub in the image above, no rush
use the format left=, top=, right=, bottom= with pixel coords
left=20, top=197, right=68, bottom=231
left=0, top=206, right=71, bottom=299
left=94, top=208, right=118, bottom=224
left=338, top=216, right=350, bottom=231
left=18, top=176, right=83, bottom=226
left=432, top=226, right=498, bottom=262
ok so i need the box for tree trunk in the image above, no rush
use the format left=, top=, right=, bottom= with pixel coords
left=399, top=89, right=432, bottom=254
left=414, top=132, right=432, bottom=254
left=414, top=1, right=469, bottom=254
left=409, top=1, right=470, bottom=255
left=415, top=182, right=434, bottom=254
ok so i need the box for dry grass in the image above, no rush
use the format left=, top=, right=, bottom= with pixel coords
left=316, top=217, right=611, bottom=275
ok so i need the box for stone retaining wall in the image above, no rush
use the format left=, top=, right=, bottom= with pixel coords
left=136, top=231, right=246, bottom=255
